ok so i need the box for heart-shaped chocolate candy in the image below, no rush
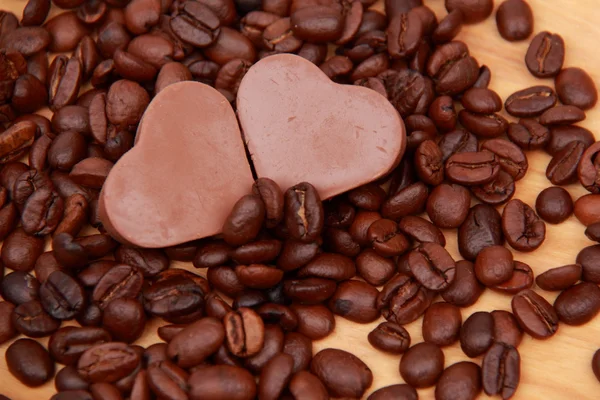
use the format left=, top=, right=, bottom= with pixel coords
left=99, top=81, right=254, bottom=248
left=237, top=54, right=406, bottom=200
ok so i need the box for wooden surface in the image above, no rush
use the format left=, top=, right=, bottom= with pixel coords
left=1, top=0, right=600, bottom=399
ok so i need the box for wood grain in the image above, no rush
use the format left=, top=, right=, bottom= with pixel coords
left=1, top=0, right=600, bottom=399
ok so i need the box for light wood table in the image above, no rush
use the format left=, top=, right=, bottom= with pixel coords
left=1, top=0, right=600, bottom=398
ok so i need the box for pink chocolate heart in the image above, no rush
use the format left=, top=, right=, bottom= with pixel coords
left=237, top=54, right=406, bottom=200
left=99, top=81, right=254, bottom=248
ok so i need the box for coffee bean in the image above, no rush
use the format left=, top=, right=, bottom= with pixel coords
left=48, top=326, right=112, bottom=365
left=432, top=9, right=463, bottom=44
left=505, top=86, right=557, bottom=117
left=386, top=11, right=422, bottom=58
left=511, top=289, right=558, bottom=339
left=102, top=298, right=145, bottom=343
left=496, top=0, right=533, bottom=41
left=458, top=204, right=504, bottom=260
left=348, top=210, right=380, bottom=246
left=115, top=246, right=169, bottom=278
left=461, top=88, right=502, bottom=114
left=435, top=361, right=482, bottom=400
left=284, top=277, right=336, bottom=304
left=290, top=304, right=335, bottom=340
left=297, top=252, right=356, bottom=281
left=0, top=121, right=36, bottom=163
left=428, top=95, right=457, bottom=132
left=422, top=302, right=462, bottom=347
left=282, top=331, right=312, bottom=373
left=536, top=264, right=582, bottom=291
left=525, top=31, right=564, bottom=78
left=6, top=338, right=54, bottom=387
left=459, top=109, right=508, bottom=138
left=257, top=353, right=294, bottom=400
left=555, top=67, right=598, bottom=110
left=492, top=260, right=534, bottom=294
left=288, top=370, right=328, bottom=400
left=290, top=6, right=343, bottom=43
left=257, top=303, right=298, bottom=331
left=593, top=350, right=600, bottom=384
left=367, top=218, right=410, bottom=257
left=414, top=139, right=444, bottom=185
left=507, top=119, right=550, bottom=150
left=12, top=300, right=60, bottom=338
left=460, top=311, right=494, bottom=357
left=22, top=0, right=51, bottom=26
left=426, top=41, right=479, bottom=95
left=48, top=56, right=83, bottom=112
left=575, top=194, right=600, bottom=226
left=224, top=308, right=265, bottom=357
left=21, top=187, right=64, bottom=236
left=399, top=214, right=447, bottom=246
left=368, top=384, right=418, bottom=400
left=474, top=245, right=513, bottom=287
left=0, top=301, right=17, bottom=344
left=1, top=27, right=51, bottom=57
left=386, top=69, right=435, bottom=118
left=55, top=366, right=89, bottom=392
left=554, top=282, right=600, bottom=326
left=1, top=271, right=40, bottom=305
left=93, top=264, right=143, bottom=310
left=546, top=140, right=585, bottom=185
left=492, top=310, right=523, bottom=348
left=547, top=125, right=594, bottom=155
left=1, top=227, right=45, bottom=272
left=535, top=186, right=573, bottom=224
left=482, top=342, right=520, bottom=399
left=356, top=249, right=396, bottom=286
left=481, top=138, right=528, bottom=180
left=166, top=317, right=224, bottom=368
left=328, top=280, right=379, bottom=323
left=347, top=183, right=386, bottom=211
left=578, top=141, right=600, bottom=193
left=204, top=26, right=256, bottom=65
left=377, top=273, right=433, bottom=324
left=577, top=244, right=600, bottom=283
left=445, top=0, right=492, bottom=24
left=446, top=151, right=500, bottom=185
left=442, top=260, right=484, bottom=307
left=540, top=105, right=586, bottom=126
left=381, top=182, right=428, bottom=220
left=399, top=342, right=444, bottom=388
left=586, top=223, right=600, bottom=242
left=437, top=129, right=478, bottom=161
left=222, top=194, right=265, bottom=246
left=502, top=199, right=546, bottom=252
left=311, top=348, right=372, bottom=398
left=188, top=365, right=256, bottom=400
left=11, top=74, right=48, bottom=114
left=368, top=321, right=411, bottom=354
left=471, top=171, right=515, bottom=206
left=77, top=342, right=140, bottom=383
left=40, top=270, right=85, bottom=320
left=284, top=182, right=323, bottom=243
left=243, top=323, right=283, bottom=372
left=408, top=243, right=456, bottom=291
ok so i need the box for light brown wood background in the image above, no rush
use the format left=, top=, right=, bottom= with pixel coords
left=1, top=0, right=600, bottom=398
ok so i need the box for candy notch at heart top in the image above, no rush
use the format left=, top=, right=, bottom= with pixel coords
left=237, top=54, right=406, bottom=200
left=99, top=81, right=254, bottom=248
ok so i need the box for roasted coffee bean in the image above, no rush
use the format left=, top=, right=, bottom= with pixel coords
left=368, top=384, right=418, bottom=400
left=496, top=0, right=533, bottom=41
left=399, top=215, right=445, bottom=246
left=291, top=304, right=335, bottom=340
left=507, top=119, right=550, bottom=150
left=6, top=338, right=54, bottom=387
left=48, top=326, right=112, bottom=365
left=381, top=182, right=428, bottom=220
left=144, top=271, right=207, bottom=322
left=435, top=361, right=482, bottom=400
left=1, top=271, right=40, bottom=305
left=157, top=324, right=187, bottom=342
left=414, top=140, right=444, bottom=185
left=102, top=298, right=145, bottom=343
left=166, top=317, right=224, bottom=368
left=445, top=0, right=492, bottom=24
left=297, top=42, right=328, bottom=65
left=446, top=151, right=499, bottom=185
left=280, top=331, right=312, bottom=374
left=441, top=260, right=484, bottom=307
left=481, top=139, right=528, bottom=180
left=437, top=129, right=478, bottom=161
left=283, top=277, right=336, bottom=304
left=577, top=245, right=600, bottom=283
left=276, top=239, right=319, bottom=271
left=146, top=360, right=188, bottom=400
left=76, top=304, right=103, bottom=327
left=224, top=308, right=264, bottom=357
left=386, top=11, right=422, bottom=58
left=511, top=289, right=558, bottom=339
left=547, top=125, right=594, bottom=155
left=12, top=300, right=60, bottom=338
left=460, top=311, right=494, bottom=357
left=237, top=264, right=284, bottom=289
left=51, top=105, right=90, bottom=135
left=77, top=342, right=140, bottom=383
left=428, top=95, right=457, bottom=132
left=222, top=194, right=265, bottom=246
left=471, top=171, right=515, bottom=205
left=368, top=321, right=410, bottom=354
left=0, top=301, right=17, bottom=344
left=578, top=142, right=600, bottom=193
left=356, top=249, right=396, bottom=286
left=115, top=246, right=169, bottom=278
left=432, top=9, right=463, bottom=44
left=208, top=265, right=245, bottom=297
left=93, top=264, right=143, bottom=310
left=536, top=264, right=582, bottom=291
left=535, top=186, right=573, bottom=224
left=426, top=41, right=479, bottom=95
left=1, top=27, right=51, bottom=57
left=77, top=260, right=115, bottom=286
left=525, top=31, right=564, bottom=78
left=0, top=121, right=36, bottom=163
left=48, top=56, right=83, bottom=112
left=55, top=366, right=89, bottom=392
left=257, top=303, right=298, bottom=331
left=45, top=11, right=88, bottom=53
left=204, top=26, right=257, bottom=65
left=461, top=88, right=502, bottom=114
left=546, top=141, right=585, bottom=185
left=575, top=195, right=600, bottom=227
left=492, top=260, right=534, bottom=294
left=284, top=182, right=323, bottom=243
left=29, top=135, right=53, bottom=171
left=482, top=342, right=520, bottom=399
left=11, top=74, right=48, bottom=114
left=505, top=86, right=557, bottom=117
left=377, top=273, right=433, bottom=325
left=593, top=350, right=600, bottom=384
left=170, top=1, right=220, bottom=47
left=239, top=323, right=282, bottom=373
left=297, top=253, right=355, bottom=281
left=22, top=0, right=51, bottom=26
left=1, top=227, right=45, bottom=272
left=492, top=310, right=523, bottom=348
left=422, top=302, right=461, bottom=347
left=425, top=183, right=470, bottom=229
left=155, top=62, right=192, bottom=93
left=113, top=49, right=158, bottom=82
left=328, top=280, right=379, bottom=323
left=290, top=7, right=343, bottom=44
left=311, top=348, right=372, bottom=398
left=257, top=353, right=294, bottom=400
left=502, top=199, right=546, bottom=252
left=193, top=240, right=231, bottom=269
left=586, top=223, right=600, bottom=242
left=231, top=240, right=281, bottom=265
left=555, top=67, right=598, bottom=110
left=48, top=130, right=87, bottom=172
left=540, top=105, right=586, bottom=126
left=474, top=245, right=513, bottom=287
left=458, top=204, right=504, bottom=260
left=399, top=342, right=444, bottom=388
left=21, top=187, right=64, bottom=236
left=123, top=0, right=160, bottom=35
left=240, top=11, right=280, bottom=47
left=188, top=365, right=256, bottom=400
left=385, top=69, right=435, bottom=118
left=554, top=282, right=600, bottom=326
left=367, top=218, right=410, bottom=257
left=324, top=198, right=355, bottom=228
left=346, top=183, right=385, bottom=211
left=458, top=110, right=508, bottom=138
left=348, top=210, right=380, bottom=246
left=40, top=270, right=85, bottom=320
left=408, top=243, right=456, bottom=291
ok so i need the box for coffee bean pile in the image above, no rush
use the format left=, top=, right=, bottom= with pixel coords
left=0, top=0, right=599, bottom=399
